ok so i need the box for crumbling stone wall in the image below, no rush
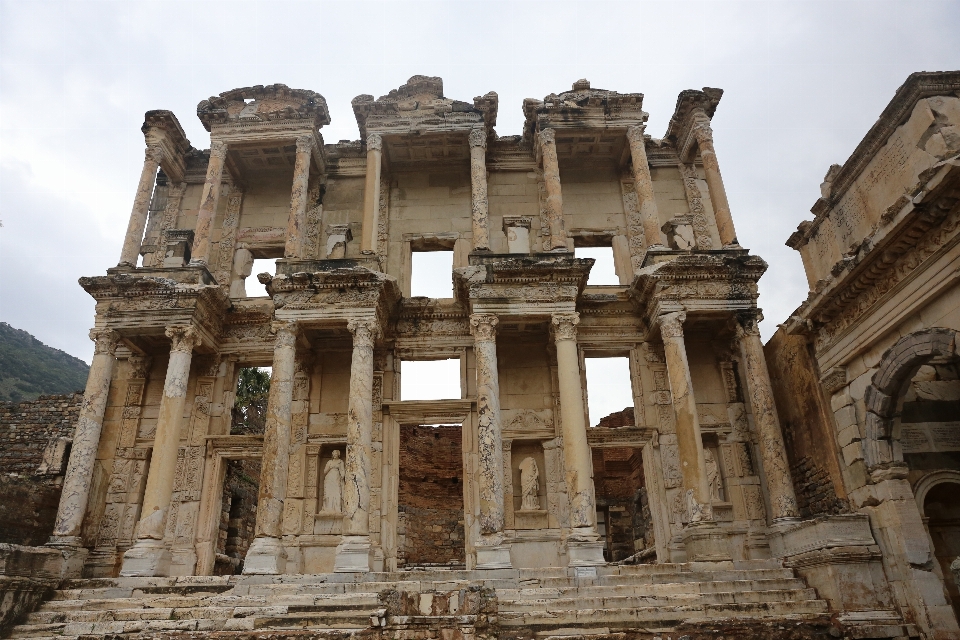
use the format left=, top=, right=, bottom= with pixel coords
left=213, top=458, right=260, bottom=575
left=398, top=425, right=464, bottom=566
left=0, top=393, right=82, bottom=545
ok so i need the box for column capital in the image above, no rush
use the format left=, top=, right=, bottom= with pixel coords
left=347, top=318, right=380, bottom=348
left=271, top=320, right=300, bottom=348
left=658, top=311, right=687, bottom=339
left=128, top=355, right=153, bottom=379
left=209, top=140, right=228, bottom=159
left=144, top=144, right=165, bottom=164
left=626, top=124, right=647, bottom=145
left=733, top=309, right=763, bottom=339
left=366, top=133, right=383, bottom=152
left=89, top=329, right=121, bottom=356
left=538, top=127, right=556, bottom=146
left=469, top=127, right=487, bottom=149
left=295, top=135, right=313, bottom=154
left=165, top=325, right=201, bottom=353
left=551, top=312, right=580, bottom=342
left=692, top=120, right=715, bottom=148
left=470, top=313, right=499, bottom=341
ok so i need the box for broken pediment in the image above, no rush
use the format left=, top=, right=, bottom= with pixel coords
left=197, top=84, right=331, bottom=132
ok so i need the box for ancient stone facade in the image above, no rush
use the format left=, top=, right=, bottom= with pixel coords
left=9, top=74, right=951, bottom=639
left=771, top=70, right=960, bottom=637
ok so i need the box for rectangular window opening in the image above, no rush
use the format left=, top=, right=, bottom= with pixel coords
left=245, top=259, right=275, bottom=298
left=576, top=246, right=619, bottom=286
left=585, top=356, right=634, bottom=428
left=411, top=250, right=454, bottom=298
left=400, top=358, right=461, bottom=401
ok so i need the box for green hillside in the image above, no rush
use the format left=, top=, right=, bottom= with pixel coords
left=0, top=323, right=90, bottom=402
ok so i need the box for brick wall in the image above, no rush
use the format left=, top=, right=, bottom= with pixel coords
left=0, top=394, right=82, bottom=545
left=398, top=425, right=464, bottom=567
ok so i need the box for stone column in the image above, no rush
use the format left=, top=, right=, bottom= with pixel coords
left=47, top=328, right=120, bottom=574
left=539, top=129, right=567, bottom=251
left=360, top=134, right=382, bottom=254
left=284, top=136, right=313, bottom=259
left=552, top=313, right=604, bottom=567
left=244, top=322, right=299, bottom=574
left=692, top=122, right=738, bottom=248
left=659, top=312, right=731, bottom=562
left=335, top=318, right=377, bottom=571
left=626, top=125, right=664, bottom=251
left=469, top=128, right=491, bottom=251
left=470, top=314, right=512, bottom=569
left=189, top=141, right=227, bottom=267
left=118, top=145, right=164, bottom=267
left=735, top=311, right=799, bottom=522
left=121, top=326, right=201, bottom=576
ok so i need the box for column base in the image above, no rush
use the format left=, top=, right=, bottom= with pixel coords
left=334, top=535, right=371, bottom=573
left=566, top=540, right=606, bottom=567
left=120, top=539, right=171, bottom=577
left=475, top=545, right=512, bottom=570
left=242, top=537, right=287, bottom=575
left=45, top=536, right=88, bottom=579
left=681, top=522, right=732, bottom=564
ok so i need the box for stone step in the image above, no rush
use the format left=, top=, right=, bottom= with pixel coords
left=500, top=588, right=820, bottom=612
left=497, top=577, right=809, bottom=600
left=39, top=591, right=381, bottom=613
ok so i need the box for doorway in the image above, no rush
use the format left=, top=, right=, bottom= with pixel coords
left=213, top=458, right=260, bottom=575
left=925, top=482, right=960, bottom=621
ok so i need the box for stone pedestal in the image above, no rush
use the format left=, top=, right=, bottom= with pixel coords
left=244, top=537, right=287, bottom=575
left=334, top=535, right=371, bottom=573
left=682, top=523, right=733, bottom=563
left=475, top=544, right=512, bottom=570
left=566, top=539, right=606, bottom=567
left=44, top=536, right=88, bottom=579
left=119, top=539, right=171, bottom=577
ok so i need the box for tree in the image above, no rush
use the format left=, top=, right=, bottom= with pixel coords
left=232, top=367, right=271, bottom=434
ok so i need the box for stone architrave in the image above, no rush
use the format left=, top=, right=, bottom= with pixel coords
left=284, top=136, right=313, bottom=259
left=538, top=129, right=567, bottom=251
left=244, top=321, right=299, bottom=574
left=659, top=312, right=713, bottom=523
left=551, top=313, right=605, bottom=566
left=470, top=313, right=512, bottom=569
left=735, top=311, right=799, bottom=521
left=335, top=318, right=378, bottom=572
left=360, top=134, right=382, bottom=254
left=626, top=125, right=664, bottom=251
left=47, top=328, right=120, bottom=574
left=692, top=121, right=738, bottom=247
left=121, top=326, right=201, bottom=577
left=118, top=145, right=164, bottom=267
left=469, top=128, right=491, bottom=251
left=190, top=141, right=228, bottom=267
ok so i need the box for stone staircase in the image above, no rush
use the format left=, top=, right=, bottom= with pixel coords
left=7, top=561, right=902, bottom=640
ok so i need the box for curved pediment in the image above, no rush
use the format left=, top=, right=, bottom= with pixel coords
left=197, top=84, right=331, bottom=132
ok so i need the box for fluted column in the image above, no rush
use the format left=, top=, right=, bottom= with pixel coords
left=118, top=146, right=164, bottom=267
left=470, top=314, right=512, bottom=569
left=189, top=141, right=227, bottom=267
left=469, top=128, right=491, bottom=251
left=659, top=312, right=712, bottom=523
left=735, top=311, right=799, bottom=521
left=284, top=136, right=313, bottom=259
left=626, top=125, right=664, bottom=250
left=244, top=322, right=299, bottom=574
left=335, top=318, right=377, bottom=572
left=539, top=129, right=567, bottom=251
left=121, top=326, right=201, bottom=576
left=693, top=122, right=738, bottom=247
left=49, top=329, right=120, bottom=556
left=360, top=134, right=382, bottom=254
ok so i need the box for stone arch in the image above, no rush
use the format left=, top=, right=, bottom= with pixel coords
left=863, top=328, right=957, bottom=472
left=915, top=470, right=960, bottom=517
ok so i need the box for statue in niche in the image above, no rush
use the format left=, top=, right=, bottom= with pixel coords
left=519, top=457, right=540, bottom=510
left=321, top=450, right=344, bottom=513
left=704, top=448, right=722, bottom=501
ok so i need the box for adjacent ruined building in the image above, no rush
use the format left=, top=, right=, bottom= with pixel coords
left=4, top=72, right=960, bottom=639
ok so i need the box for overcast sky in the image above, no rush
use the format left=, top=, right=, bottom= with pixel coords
left=1, top=0, right=957, bottom=369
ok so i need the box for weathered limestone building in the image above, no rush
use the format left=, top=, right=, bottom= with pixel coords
left=4, top=73, right=959, bottom=639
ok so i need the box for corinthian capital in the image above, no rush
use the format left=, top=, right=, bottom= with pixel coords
left=551, top=313, right=580, bottom=342
left=366, top=133, right=383, bottom=153
left=295, top=135, right=313, bottom=154
left=692, top=120, right=714, bottom=147
left=347, top=318, right=380, bottom=348
left=144, top=144, right=165, bottom=164
left=734, top=309, right=763, bottom=339
left=271, top=321, right=300, bottom=349
left=89, top=329, right=121, bottom=356
left=626, top=125, right=647, bottom=146
left=658, top=311, right=687, bottom=340
left=165, top=325, right=201, bottom=354
left=538, top=128, right=556, bottom=146
left=209, top=140, right=228, bottom=159
left=469, top=313, right=499, bottom=342
left=468, top=127, right=487, bottom=150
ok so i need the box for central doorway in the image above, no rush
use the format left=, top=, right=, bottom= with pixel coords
left=397, top=423, right=465, bottom=568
